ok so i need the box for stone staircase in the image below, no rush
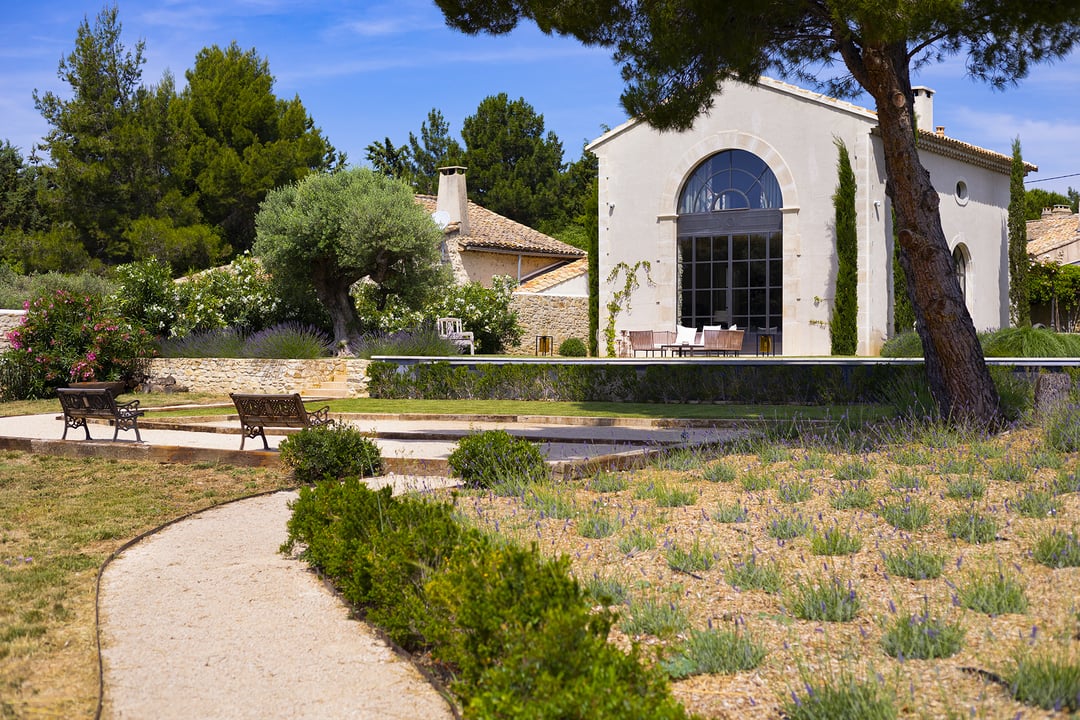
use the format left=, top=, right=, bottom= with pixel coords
left=299, top=372, right=352, bottom=399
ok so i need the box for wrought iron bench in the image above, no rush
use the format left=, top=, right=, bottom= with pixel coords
left=229, top=393, right=333, bottom=450
left=57, top=387, right=145, bottom=442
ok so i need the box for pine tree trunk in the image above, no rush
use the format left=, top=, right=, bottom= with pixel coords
left=859, top=44, right=1002, bottom=426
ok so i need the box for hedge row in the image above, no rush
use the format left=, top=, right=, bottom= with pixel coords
left=367, top=360, right=930, bottom=404
left=283, top=478, right=688, bottom=719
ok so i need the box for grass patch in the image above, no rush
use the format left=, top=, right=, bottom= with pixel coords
left=523, top=487, right=577, bottom=519
left=834, top=459, right=875, bottom=481
left=0, top=451, right=290, bottom=718
left=944, top=511, right=1000, bottom=544
left=786, top=573, right=860, bottom=622
left=586, top=471, right=628, bottom=493
left=577, top=511, right=618, bottom=539
left=881, top=608, right=964, bottom=659
left=620, top=596, right=689, bottom=638
left=740, top=471, right=774, bottom=492
left=888, top=469, right=924, bottom=491
left=989, top=459, right=1030, bottom=483
left=725, top=552, right=783, bottom=593
left=879, top=498, right=933, bottom=531
left=777, top=478, right=814, bottom=503
left=661, top=628, right=767, bottom=679
left=781, top=674, right=897, bottom=720
left=582, top=574, right=628, bottom=606
left=664, top=539, right=714, bottom=573
left=810, top=526, right=863, bottom=556
left=956, top=570, right=1028, bottom=615
left=830, top=482, right=875, bottom=510
left=768, top=513, right=811, bottom=540
left=1032, top=529, right=1080, bottom=568
left=701, top=462, right=737, bottom=482
left=1008, top=648, right=1080, bottom=713
left=713, top=502, right=748, bottom=523
left=618, top=528, right=657, bottom=555
left=635, top=481, right=697, bottom=508
left=883, top=546, right=946, bottom=580
left=944, top=475, right=987, bottom=500
left=1009, top=488, right=1062, bottom=518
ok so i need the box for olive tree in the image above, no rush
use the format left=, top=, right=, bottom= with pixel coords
left=253, top=168, right=450, bottom=348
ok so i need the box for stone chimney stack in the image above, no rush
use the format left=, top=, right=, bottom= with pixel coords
left=436, top=166, right=469, bottom=236
left=912, top=86, right=934, bottom=132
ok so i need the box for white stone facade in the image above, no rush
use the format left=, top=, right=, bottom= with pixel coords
left=587, top=78, right=1014, bottom=356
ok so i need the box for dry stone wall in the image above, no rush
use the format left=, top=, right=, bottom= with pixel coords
left=509, top=293, right=589, bottom=355
left=146, top=358, right=369, bottom=397
left=0, top=310, right=25, bottom=349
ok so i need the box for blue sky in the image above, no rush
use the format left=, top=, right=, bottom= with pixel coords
left=3, top=1, right=1078, bottom=195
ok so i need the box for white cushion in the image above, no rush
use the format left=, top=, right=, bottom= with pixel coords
left=729, top=324, right=738, bottom=330
left=702, top=325, right=726, bottom=332
left=675, top=325, right=697, bottom=344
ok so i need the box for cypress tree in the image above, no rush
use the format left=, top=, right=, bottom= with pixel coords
left=1008, top=137, right=1031, bottom=327
left=831, top=138, right=858, bottom=355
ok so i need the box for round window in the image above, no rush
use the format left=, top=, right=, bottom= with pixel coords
left=955, top=179, right=969, bottom=206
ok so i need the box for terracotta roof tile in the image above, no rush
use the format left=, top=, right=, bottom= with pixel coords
left=416, top=195, right=585, bottom=258
left=516, top=258, right=589, bottom=293
left=1028, top=209, right=1080, bottom=259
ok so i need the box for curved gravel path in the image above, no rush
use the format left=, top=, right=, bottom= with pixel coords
left=99, top=488, right=456, bottom=720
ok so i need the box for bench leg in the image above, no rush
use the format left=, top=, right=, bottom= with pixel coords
left=62, top=417, right=91, bottom=440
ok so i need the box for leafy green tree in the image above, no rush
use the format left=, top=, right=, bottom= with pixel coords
left=437, top=0, right=1080, bottom=424
left=254, top=168, right=450, bottom=348
left=461, top=93, right=565, bottom=229
left=1029, top=261, right=1080, bottom=331
left=1008, top=138, right=1030, bottom=327
left=831, top=138, right=857, bottom=355
left=171, top=42, right=339, bottom=252
left=1025, top=188, right=1073, bottom=221
left=32, top=4, right=166, bottom=262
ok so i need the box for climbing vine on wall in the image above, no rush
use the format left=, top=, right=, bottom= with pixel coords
left=604, top=260, right=653, bottom=357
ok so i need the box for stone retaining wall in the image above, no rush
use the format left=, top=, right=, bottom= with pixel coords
left=0, top=310, right=25, bottom=349
left=509, top=293, right=589, bottom=355
left=147, top=357, right=370, bottom=397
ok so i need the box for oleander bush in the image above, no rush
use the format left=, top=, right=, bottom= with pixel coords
left=279, top=424, right=383, bottom=483
left=1, top=289, right=155, bottom=399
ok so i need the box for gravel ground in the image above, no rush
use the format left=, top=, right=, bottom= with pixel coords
left=99, top=486, right=456, bottom=720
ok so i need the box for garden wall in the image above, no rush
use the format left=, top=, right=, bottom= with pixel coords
left=146, top=357, right=370, bottom=397
left=509, top=294, right=589, bottom=355
left=0, top=310, right=25, bottom=349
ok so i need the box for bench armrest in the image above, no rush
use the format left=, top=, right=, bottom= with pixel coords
left=115, top=399, right=145, bottom=417
left=308, top=405, right=332, bottom=426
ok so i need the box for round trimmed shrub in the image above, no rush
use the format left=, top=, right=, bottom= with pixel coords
left=448, top=430, right=548, bottom=487
left=279, top=424, right=383, bottom=483
left=558, top=337, right=588, bottom=357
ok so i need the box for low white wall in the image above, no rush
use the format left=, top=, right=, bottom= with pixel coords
left=147, top=357, right=369, bottom=397
left=0, top=310, right=26, bottom=349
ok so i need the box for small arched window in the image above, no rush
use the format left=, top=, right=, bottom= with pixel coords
left=952, top=245, right=968, bottom=300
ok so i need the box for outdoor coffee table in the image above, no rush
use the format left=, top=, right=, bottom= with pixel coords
left=660, top=343, right=704, bottom=357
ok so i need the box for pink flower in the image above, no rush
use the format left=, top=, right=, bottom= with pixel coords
left=86, top=352, right=96, bottom=362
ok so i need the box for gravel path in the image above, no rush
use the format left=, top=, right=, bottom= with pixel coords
left=99, top=489, right=456, bottom=720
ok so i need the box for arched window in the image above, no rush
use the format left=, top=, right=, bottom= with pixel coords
left=676, top=151, right=783, bottom=345
left=678, top=149, right=783, bottom=214
left=953, top=245, right=968, bottom=300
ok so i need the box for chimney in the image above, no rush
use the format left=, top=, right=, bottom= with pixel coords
left=436, top=166, right=469, bottom=236
left=912, top=86, right=934, bottom=132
